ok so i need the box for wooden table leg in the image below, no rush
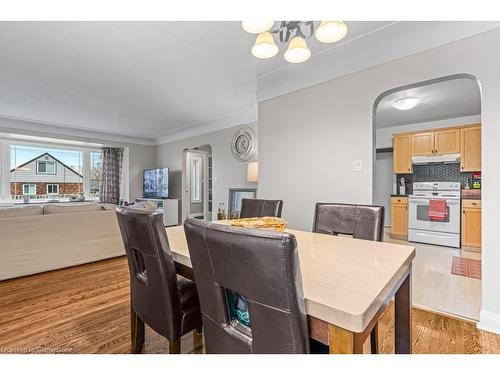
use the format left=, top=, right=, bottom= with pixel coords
left=328, top=324, right=364, bottom=354
left=370, top=322, right=379, bottom=354
left=395, top=267, right=412, bottom=354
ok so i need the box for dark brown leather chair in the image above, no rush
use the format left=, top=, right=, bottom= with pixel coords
left=184, top=218, right=309, bottom=354
left=312, top=202, right=384, bottom=353
left=312, top=203, right=385, bottom=241
left=239, top=198, right=283, bottom=218
left=116, top=207, right=202, bottom=354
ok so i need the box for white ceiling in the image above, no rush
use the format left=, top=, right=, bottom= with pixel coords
left=0, top=21, right=498, bottom=144
left=375, top=78, right=481, bottom=128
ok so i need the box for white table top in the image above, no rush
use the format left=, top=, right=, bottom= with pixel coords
left=166, top=222, right=415, bottom=333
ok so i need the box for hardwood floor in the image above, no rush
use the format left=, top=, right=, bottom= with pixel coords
left=0, top=256, right=499, bottom=354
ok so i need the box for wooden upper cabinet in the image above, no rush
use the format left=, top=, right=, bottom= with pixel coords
left=393, top=134, right=412, bottom=173
left=461, top=125, right=481, bottom=172
left=411, top=132, right=435, bottom=156
left=435, top=128, right=460, bottom=154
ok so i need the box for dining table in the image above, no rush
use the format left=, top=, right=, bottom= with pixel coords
left=166, top=221, right=416, bottom=354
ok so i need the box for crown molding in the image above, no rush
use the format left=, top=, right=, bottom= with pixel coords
left=153, top=105, right=257, bottom=145
left=0, top=114, right=155, bottom=146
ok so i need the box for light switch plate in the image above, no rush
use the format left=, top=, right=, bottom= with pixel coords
left=353, top=160, right=362, bottom=172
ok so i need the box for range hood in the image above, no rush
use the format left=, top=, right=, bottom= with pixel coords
left=411, top=153, right=461, bottom=165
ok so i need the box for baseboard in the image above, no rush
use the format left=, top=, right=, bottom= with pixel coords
left=477, top=309, right=500, bottom=334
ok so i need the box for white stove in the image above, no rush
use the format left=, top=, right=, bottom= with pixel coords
left=408, top=182, right=461, bottom=248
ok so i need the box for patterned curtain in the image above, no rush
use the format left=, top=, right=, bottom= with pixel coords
left=100, top=147, right=123, bottom=204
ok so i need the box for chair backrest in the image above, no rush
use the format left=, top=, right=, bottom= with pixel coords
left=184, top=218, right=309, bottom=354
left=239, top=198, right=283, bottom=218
left=115, top=207, right=181, bottom=340
left=312, top=203, right=385, bottom=241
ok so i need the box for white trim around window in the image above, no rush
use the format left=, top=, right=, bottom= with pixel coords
left=47, top=184, right=59, bottom=195
left=36, top=161, right=57, bottom=175
left=23, top=184, right=36, bottom=195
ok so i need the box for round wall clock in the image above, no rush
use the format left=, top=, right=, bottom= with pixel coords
left=231, top=127, right=256, bottom=162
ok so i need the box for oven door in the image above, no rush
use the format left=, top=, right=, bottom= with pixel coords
left=408, top=197, right=460, bottom=234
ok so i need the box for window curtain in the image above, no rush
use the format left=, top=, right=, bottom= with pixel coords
left=100, top=147, right=123, bottom=204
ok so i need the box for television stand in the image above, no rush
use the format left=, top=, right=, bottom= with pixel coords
left=136, top=198, right=179, bottom=227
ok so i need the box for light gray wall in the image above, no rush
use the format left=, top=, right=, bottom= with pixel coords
left=155, top=123, right=258, bottom=222
left=127, top=143, right=156, bottom=201
left=258, top=28, right=500, bottom=333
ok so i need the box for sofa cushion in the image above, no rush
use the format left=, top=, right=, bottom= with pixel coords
left=43, top=203, right=103, bottom=215
left=0, top=205, right=43, bottom=219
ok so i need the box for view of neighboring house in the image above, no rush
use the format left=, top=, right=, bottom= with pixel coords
left=10, top=152, right=83, bottom=197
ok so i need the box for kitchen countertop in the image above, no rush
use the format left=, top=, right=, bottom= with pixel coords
left=461, top=189, right=481, bottom=200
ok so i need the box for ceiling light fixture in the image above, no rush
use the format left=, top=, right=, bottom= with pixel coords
left=315, top=21, right=348, bottom=43
left=242, top=20, right=348, bottom=64
left=392, top=97, right=421, bottom=111
left=241, top=21, right=275, bottom=34
left=284, top=36, right=311, bottom=63
left=251, top=32, right=279, bottom=59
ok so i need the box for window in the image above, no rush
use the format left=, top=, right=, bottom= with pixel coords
left=23, top=184, right=36, bottom=195
left=4, top=142, right=115, bottom=203
left=190, top=154, right=202, bottom=203
left=90, top=151, right=103, bottom=198
left=36, top=161, right=56, bottom=174
left=11, top=144, right=83, bottom=201
left=47, top=184, right=59, bottom=195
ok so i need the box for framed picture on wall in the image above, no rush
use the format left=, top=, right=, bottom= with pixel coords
left=228, top=188, right=257, bottom=219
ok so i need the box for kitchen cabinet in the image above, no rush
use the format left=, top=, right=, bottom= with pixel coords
left=435, top=128, right=461, bottom=154
left=411, top=132, right=435, bottom=156
left=462, top=199, right=481, bottom=251
left=393, top=134, right=412, bottom=173
left=411, top=128, right=460, bottom=156
left=393, top=124, right=481, bottom=171
left=391, top=196, right=408, bottom=240
left=461, top=125, right=481, bottom=172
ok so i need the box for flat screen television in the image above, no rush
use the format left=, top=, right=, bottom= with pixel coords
left=143, top=168, right=169, bottom=198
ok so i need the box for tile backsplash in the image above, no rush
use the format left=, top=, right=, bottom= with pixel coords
left=413, top=163, right=462, bottom=182
left=396, top=163, right=474, bottom=195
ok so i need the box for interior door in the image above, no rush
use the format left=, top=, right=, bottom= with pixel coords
left=185, top=151, right=205, bottom=219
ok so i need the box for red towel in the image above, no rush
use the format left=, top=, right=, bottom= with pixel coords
left=428, top=199, right=447, bottom=221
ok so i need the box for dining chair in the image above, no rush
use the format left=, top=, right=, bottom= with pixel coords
left=239, top=198, right=283, bottom=218
left=184, top=218, right=310, bottom=354
left=116, top=207, right=202, bottom=354
left=312, top=203, right=385, bottom=241
left=312, top=202, right=385, bottom=353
